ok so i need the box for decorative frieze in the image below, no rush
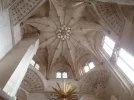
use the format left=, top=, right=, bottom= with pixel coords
left=10, top=0, right=43, bottom=25
left=21, top=68, right=44, bottom=93
left=95, top=3, right=125, bottom=36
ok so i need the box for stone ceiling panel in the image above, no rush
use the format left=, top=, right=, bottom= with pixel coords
left=2, top=0, right=16, bottom=9
left=10, top=0, right=45, bottom=25
left=95, top=2, right=126, bottom=36
left=21, top=67, right=45, bottom=93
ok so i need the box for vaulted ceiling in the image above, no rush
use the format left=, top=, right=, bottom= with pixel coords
left=21, top=0, right=106, bottom=79
left=2, top=0, right=134, bottom=10
left=2, top=0, right=133, bottom=82
left=7, top=0, right=133, bottom=99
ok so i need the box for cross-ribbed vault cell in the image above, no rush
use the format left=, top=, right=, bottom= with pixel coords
left=21, top=67, right=45, bottom=93
left=24, top=0, right=105, bottom=78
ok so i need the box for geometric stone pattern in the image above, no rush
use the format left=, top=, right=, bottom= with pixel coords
left=21, top=68, right=44, bottom=93
left=2, top=0, right=16, bottom=9
left=56, top=25, right=72, bottom=41
left=79, top=69, right=109, bottom=95
left=10, top=0, right=43, bottom=25
left=95, top=3, right=125, bottom=36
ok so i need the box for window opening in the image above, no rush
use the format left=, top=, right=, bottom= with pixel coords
left=35, top=64, right=40, bottom=70
left=117, top=48, right=134, bottom=83
left=103, top=36, right=115, bottom=56
left=84, top=62, right=95, bottom=73
left=62, top=72, right=68, bottom=78
left=56, top=72, right=62, bottom=78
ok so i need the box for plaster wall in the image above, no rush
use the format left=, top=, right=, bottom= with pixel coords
left=13, top=24, right=22, bottom=45
left=119, top=19, right=134, bottom=56
left=129, top=23, right=134, bottom=56
left=0, top=10, right=13, bottom=61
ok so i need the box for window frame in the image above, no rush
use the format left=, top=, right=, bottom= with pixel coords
left=84, top=62, right=95, bottom=73
left=102, top=36, right=115, bottom=57
left=35, top=63, right=40, bottom=70
left=84, top=65, right=90, bottom=73
left=30, top=60, right=40, bottom=70
left=56, top=72, right=68, bottom=79
left=100, top=35, right=134, bottom=93
left=62, top=72, right=68, bottom=78
left=30, top=60, right=35, bottom=66
left=116, top=48, right=134, bottom=84
left=56, top=72, right=62, bottom=78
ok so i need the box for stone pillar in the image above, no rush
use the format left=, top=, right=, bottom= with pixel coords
left=3, top=40, right=39, bottom=97
left=0, top=39, right=39, bottom=99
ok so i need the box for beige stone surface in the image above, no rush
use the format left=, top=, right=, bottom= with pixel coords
left=0, top=38, right=36, bottom=89
left=0, top=0, right=134, bottom=100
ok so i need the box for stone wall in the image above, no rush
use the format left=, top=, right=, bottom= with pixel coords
left=0, top=10, right=13, bottom=60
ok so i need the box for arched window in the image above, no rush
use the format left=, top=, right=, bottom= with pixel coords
left=84, top=65, right=90, bottom=73
left=30, top=60, right=40, bottom=70
left=56, top=72, right=68, bottom=78
left=101, top=35, right=134, bottom=92
left=35, top=64, right=40, bottom=70
left=117, top=48, right=134, bottom=83
left=56, top=72, right=62, bottom=78
left=89, top=62, right=95, bottom=69
left=30, top=60, right=35, bottom=66
left=62, top=72, right=68, bottom=78
left=102, top=36, right=115, bottom=56
left=84, top=62, right=95, bottom=73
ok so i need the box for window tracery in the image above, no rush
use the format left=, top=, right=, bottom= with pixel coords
left=84, top=62, right=95, bottom=73
left=117, top=48, right=134, bottom=83
left=56, top=72, right=62, bottom=78
left=56, top=72, right=68, bottom=79
left=102, top=36, right=115, bottom=56
left=35, top=64, right=40, bottom=70
left=101, top=35, right=134, bottom=93
left=30, top=60, right=40, bottom=70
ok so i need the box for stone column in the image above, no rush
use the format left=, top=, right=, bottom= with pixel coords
left=3, top=40, right=39, bottom=97
left=0, top=39, right=39, bottom=99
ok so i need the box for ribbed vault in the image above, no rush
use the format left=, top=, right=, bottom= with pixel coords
left=23, top=0, right=106, bottom=79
